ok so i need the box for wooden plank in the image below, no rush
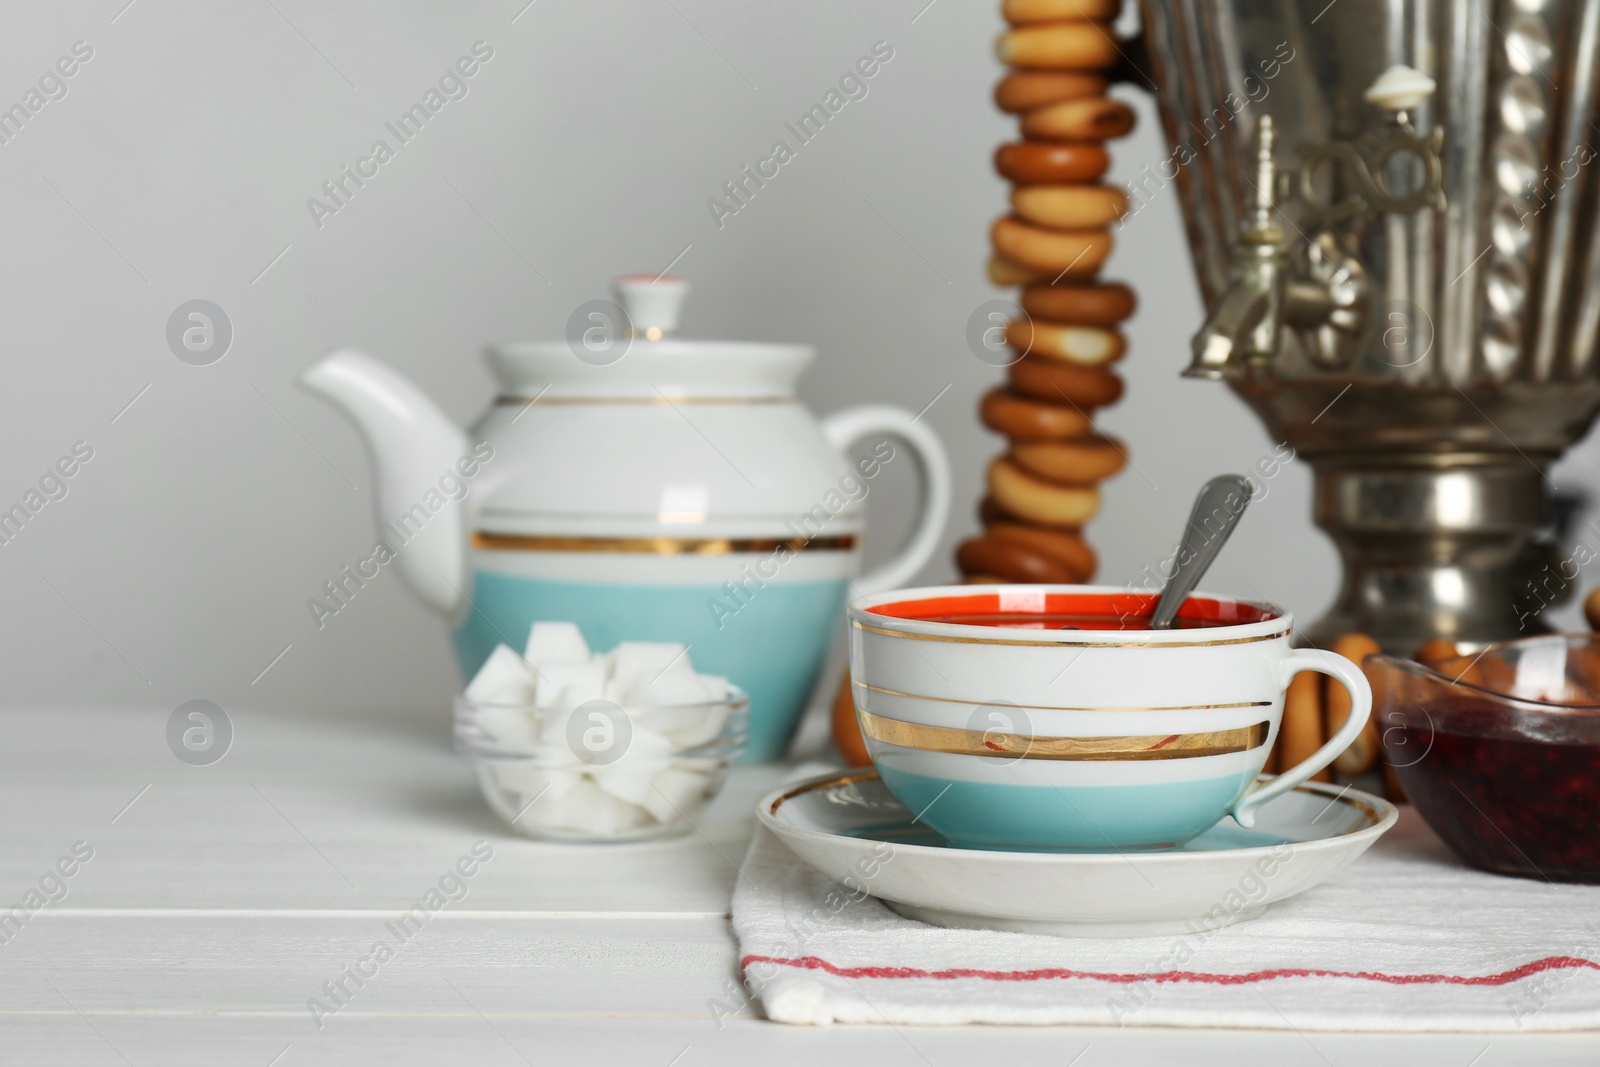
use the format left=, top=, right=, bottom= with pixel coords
left=2, top=998, right=1596, bottom=1066
left=0, top=915, right=747, bottom=1020
left=0, top=707, right=794, bottom=914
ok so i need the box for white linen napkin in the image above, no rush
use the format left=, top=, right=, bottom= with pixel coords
left=731, top=808, right=1600, bottom=1030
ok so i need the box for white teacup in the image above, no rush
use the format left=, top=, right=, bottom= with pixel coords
left=847, top=584, right=1371, bottom=852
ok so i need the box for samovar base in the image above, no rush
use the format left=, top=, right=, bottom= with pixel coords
left=1304, top=455, right=1564, bottom=653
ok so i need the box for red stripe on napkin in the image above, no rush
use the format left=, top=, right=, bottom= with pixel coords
left=741, top=953, right=1600, bottom=987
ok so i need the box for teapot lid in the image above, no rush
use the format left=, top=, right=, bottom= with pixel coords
left=486, top=275, right=812, bottom=400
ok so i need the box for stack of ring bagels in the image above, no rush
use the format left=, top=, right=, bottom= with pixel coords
left=958, top=0, right=1137, bottom=587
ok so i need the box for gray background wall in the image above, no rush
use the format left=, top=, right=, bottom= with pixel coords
left=4, top=0, right=1595, bottom=723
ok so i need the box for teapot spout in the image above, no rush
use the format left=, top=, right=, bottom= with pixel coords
left=299, top=348, right=471, bottom=620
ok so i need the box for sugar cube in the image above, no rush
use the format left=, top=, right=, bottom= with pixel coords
left=624, top=667, right=710, bottom=709
left=466, top=644, right=538, bottom=705
left=534, top=661, right=607, bottom=709
left=609, top=642, right=689, bottom=692
left=647, top=703, right=730, bottom=749
left=489, top=761, right=581, bottom=807
left=590, top=727, right=674, bottom=804
left=473, top=706, right=542, bottom=755
left=524, top=621, right=590, bottom=666
left=538, top=778, right=643, bottom=836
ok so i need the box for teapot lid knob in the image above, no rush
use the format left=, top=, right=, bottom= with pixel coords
left=614, top=275, right=688, bottom=340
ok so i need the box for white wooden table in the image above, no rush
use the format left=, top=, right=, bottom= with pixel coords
left=3, top=706, right=1595, bottom=1066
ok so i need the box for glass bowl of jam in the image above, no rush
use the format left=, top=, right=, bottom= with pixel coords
left=1370, top=634, right=1600, bottom=883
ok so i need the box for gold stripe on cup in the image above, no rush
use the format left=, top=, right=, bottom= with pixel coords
left=857, top=710, right=1270, bottom=762
left=471, top=531, right=858, bottom=554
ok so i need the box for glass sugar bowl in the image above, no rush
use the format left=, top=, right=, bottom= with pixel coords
left=455, top=684, right=748, bottom=842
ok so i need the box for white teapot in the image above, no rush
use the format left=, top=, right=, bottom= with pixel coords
left=300, top=276, right=950, bottom=760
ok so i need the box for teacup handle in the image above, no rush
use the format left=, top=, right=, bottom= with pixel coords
left=820, top=405, right=951, bottom=596
left=1231, top=648, right=1372, bottom=828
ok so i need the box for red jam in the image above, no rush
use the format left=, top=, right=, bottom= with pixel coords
left=1387, top=702, right=1600, bottom=884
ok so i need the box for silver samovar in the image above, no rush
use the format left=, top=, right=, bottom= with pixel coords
left=1139, top=0, right=1600, bottom=650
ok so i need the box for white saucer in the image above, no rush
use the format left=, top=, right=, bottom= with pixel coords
left=757, top=770, right=1397, bottom=937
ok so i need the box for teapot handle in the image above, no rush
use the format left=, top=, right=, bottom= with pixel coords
left=820, top=405, right=951, bottom=597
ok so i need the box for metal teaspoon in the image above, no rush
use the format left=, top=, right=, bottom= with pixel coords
left=1149, top=473, right=1254, bottom=630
